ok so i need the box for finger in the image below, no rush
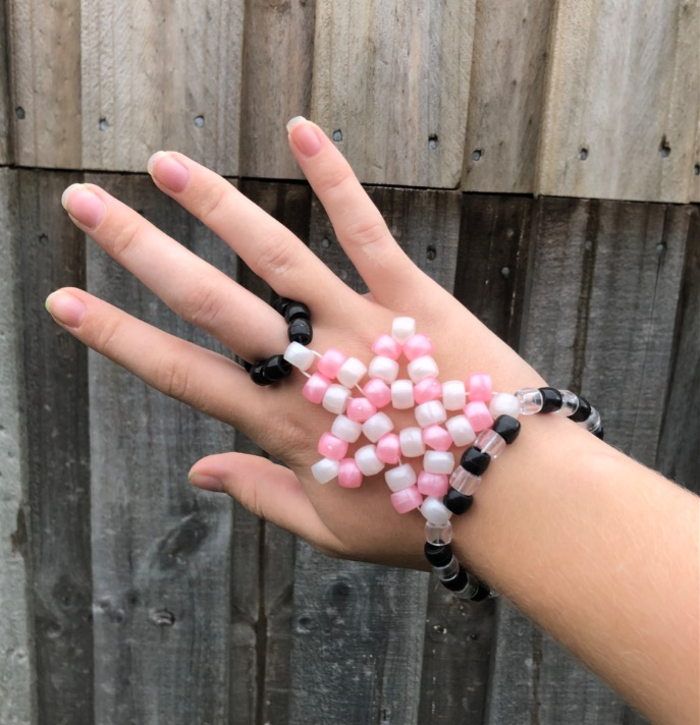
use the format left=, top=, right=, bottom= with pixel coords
left=60, top=182, right=286, bottom=362
left=145, top=150, right=355, bottom=315
left=189, top=452, right=346, bottom=556
left=44, top=287, right=274, bottom=433
left=286, top=116, right=424, bottom=307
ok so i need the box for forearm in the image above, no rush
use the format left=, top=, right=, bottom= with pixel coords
left=452, top=413, right=700, bottom=724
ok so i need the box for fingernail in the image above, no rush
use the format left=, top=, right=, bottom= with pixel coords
left=147, top=151, right=189, bottom=193
left=188, top=471, right=224, bottom=492
left=287, top=116, right=323, bottom=157
left=45, top=291, right=86, bottom=328
left=61, top=183, right=106, bottom=229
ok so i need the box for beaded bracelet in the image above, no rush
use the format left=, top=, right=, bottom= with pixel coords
left=246, top=299, right=604, bottom=602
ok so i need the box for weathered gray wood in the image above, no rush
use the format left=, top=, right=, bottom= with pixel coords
left=486, top=198, right=688, bottom=724
left=15, top=169, right=94, bottom=724
left=0, top=5, right=12, bottom=164
left=657, top=207, right=700, bottom=493
left=0, top=169, right=33, bottom=724
left=86, top=173, right=236, bottom=724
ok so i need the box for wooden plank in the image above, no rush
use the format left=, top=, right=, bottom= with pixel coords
left=15, top=168, right=94, bottom=723
left=86, top=173, right=236, bottom=724
left=691, top=108, right=700, bottom=202
left=537, top=0, right=700, bottom=203
left=311, top=0, right=475, bottom=188
left=0, top=5, right=12, bottom=164
left=238, top=0, right=315, bottom=180
left=462, top=0, right=554, bottom=193
left=486, top=197, right=688, bottom=724
left=80, top=1, right=244, bottom=174
left=0, top=169, right=33, bottom=724
left=657, top=206, right=700, bottom=493
left=6, top=0, right=82, bottom=168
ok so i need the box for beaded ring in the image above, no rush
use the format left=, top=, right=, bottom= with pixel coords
left=246, top=298, right=604, bottom=602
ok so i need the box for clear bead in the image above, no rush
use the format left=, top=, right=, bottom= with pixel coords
left=515, top=387, right=543, bottom=415
left=583, top=406, right=601, bottom=432
left=453, top=571, right=481, bottom=600
left=474, top=429, right=506, bottom=458
left=449, top=466, right=482, bottom=495
left=556, top=389, right=579, bottom=416
left=433, top=555, right=460, bottom=580
left=425, top=520, right=452, bottom=545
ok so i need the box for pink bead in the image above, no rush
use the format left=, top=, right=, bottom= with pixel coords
left=376, top=433, right=401, bottom=464
left=362, top=378, right=392, bottom=408
left=468, top=373, right=492, bottom=403
left=317, top=348, right=347, bottom=379
left=413, top=377, right=442, bottom=404
left=402, top=334, right=433, bottom=361
left=346, top=397, right=377, bottom=423
left=302, top=373, right=331, bottom=404
left=464, top=400, right=494, bottom=433
left=338, top=458, right=363, bottom=488
left=422, top=425, right=452, bottom=451
left=317, top=432, right=348, bottom=460
left=390, top=485, right=423, bottom=514
left=417, top=471, right=449, bottom=497
left=371, top=334, right=402, bottom=360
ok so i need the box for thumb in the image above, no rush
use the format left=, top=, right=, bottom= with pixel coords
left=188, top=452, right=344, bottom=556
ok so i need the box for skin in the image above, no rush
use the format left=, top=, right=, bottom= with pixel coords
left=46, top=117, right=699, bottom=724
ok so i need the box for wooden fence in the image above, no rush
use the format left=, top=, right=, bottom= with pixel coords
left=1, top=1, right=698, bottom=724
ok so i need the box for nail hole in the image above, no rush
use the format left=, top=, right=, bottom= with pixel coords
left=320, top=236, right=331, bottom=249
left=149, top=608, right=175, bottom=627
left=332, top=129, right=343, bottom=142
left=469, top=632, right=479, bottom=641
left=659, top=136, right=671, bottom=158
left=98, top=117, right=109, bottom=131
left=38, top=233, right=48, bottom=244
left=472, top=148, right=483, bottom=161
left=426, top=244, right=437, bottom=261
left=500, top=266, right=511, bottom=278
left=432, top=624, right=447, bottom=635
left=194, top=115, right=205, bottom=128
left=428, top=134, right=439, bottom=150
left=579, top=147, right=589, bottom=161
left=693, top=163, right=700, bottom=176
left=656, top=241, right=666, bottom=258
left=15, top=106, right=25, bottom=120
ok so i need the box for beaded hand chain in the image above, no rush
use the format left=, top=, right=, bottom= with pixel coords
left=245, top=297, right=604, bottom=602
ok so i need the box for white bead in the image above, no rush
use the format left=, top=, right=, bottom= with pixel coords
left=407, top=355, right=439, bottom=383
left=384, top=463, right=417, bottom=492
left=414, top=400, right=447, bottom=428
left=489, top=392, right=520, bottom=419
left=337, top=357, right=367, bottom=388
left=445, top=414, right=476, bottom=447
left=391, top=379, right=414, bottom=409
left=354, top=445, right=385, bottom=476
left=399, top=427, right=425, bottom=457
left=423, top=450, right=455, bottom=474
left=283, top=341, right=316, bottom=372
left=331, top=414, right=362, bottom=443
left=392, top=316, right=416, bottom=342
left=368, top=355, right=399, bottom=384
left=311, top=458, right=339, bottom=484
left=362, top=412, right=394, bottom=443
left=420, top=496, right=452, bottom=525
left=322, top=384, right=350, bottom=414
left=442, top=380, right=466, bottom=410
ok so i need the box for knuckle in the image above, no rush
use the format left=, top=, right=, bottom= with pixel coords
left=155, top=352, right=193, bottom=402
left=93, top=315, right=123, bottom=356
left=254, top=235, right=296, bottom=280
left=319, top=166, right=353, bottom=197
left=198, top=181, right=230, bottom=224
left=109, top=219, right=142, bottom=257
left=181, top=283, right=224, bottom=331
left=344, top=217, right=390, bottom=250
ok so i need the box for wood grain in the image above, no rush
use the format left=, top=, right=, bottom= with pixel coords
left=311, top=0, right=475, bottom=188
left=80, top=1, right=244, bottom=173
left=537, top=0, right=700, bottom=203
left=86, top=173, right=236, bottom=724
left=463, top=0, right=554, bottom=193
left=0, top=7, right=12, bottom=164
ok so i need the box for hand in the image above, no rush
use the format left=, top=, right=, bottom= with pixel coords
left=47, top=117, right=545, bottom=572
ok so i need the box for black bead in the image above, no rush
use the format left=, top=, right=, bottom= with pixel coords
left=593, top=425, right=604, bottom=440
left=493, top=414, right=521, bottom=444
left=539, top=386, right=563, bottom=413
left=284, top=301, right=310, bottom=323
left=424, top=542, right=453, bottom=567
left=470, top=583, right=491, bottom=602
left=459, top=446, right=491, bottom=476
left=570, top=395, right=591, bottom=422
left=442, top=567, right=468, bottom=592
left=271, top=296, right=292, bottom=315
left=261, top=354, right=292, bottom=382
left=241, top=359, right=253, bottom=372
left=443, top=489, right=474, bottom=515
left=250, top=362, right=274, bottom=386
left=288, top=317, right=313, bottom=345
